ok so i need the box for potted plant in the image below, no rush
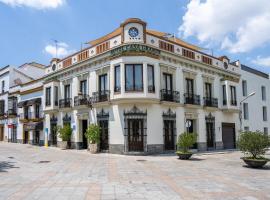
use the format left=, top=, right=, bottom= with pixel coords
left=176, top=132, right=197, bottom=160
left=84, top=124, right=100, bottom=153
left=57, top=125, right=72, bottom=149
left=237, top=131, right=270, bottom=168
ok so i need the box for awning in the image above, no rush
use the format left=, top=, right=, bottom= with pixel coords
left=18, top=98, right=41, bottom=107
left=24, top=122, right=43, bottom=131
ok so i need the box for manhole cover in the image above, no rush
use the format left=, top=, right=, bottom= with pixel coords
left=136, top=159, right=146, bottom=162
left=38, top=161, right=50, bottom=163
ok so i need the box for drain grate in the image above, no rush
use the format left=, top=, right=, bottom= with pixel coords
left=38, top=161, right=51, bottom=163
left=136, top=159, right=146, bottom=162
left=8, top=156, right=14, bottom=159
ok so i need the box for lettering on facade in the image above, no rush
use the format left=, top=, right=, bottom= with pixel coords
left=111, top=44, right=160, bottom=58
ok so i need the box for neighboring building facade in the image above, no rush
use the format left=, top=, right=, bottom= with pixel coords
left=43, top=18, right=242, bottom=154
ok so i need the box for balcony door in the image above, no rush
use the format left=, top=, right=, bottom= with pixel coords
left=80, top=80, right=87, bottom=95
left=64, top=84, right=71, bottom=99
left=162, top=73, right=173, bottom=100
left=186, top=79, right=194, bottom=96
left=99, top=74, right=108, bottom=101
left=205, top=83, right=212, bottom=99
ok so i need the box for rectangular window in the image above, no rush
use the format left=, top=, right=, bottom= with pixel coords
left=186, top=78, right=194, bottom=95
left=205, top=83, right=212, bottom=98
left=1, top=80, right=5, bottom=93
left=45, top=87, right=51, bottom=106
left=114, top=65, right=120, bottom=92
left=78, top=50, right=89, bottom=62
left=159, top=40, right=174, bottom=52
left=96, top=42, right=110, bottom=54
left=244, top=126, right=249, bottom=132
left=262, top=86, right=266, bottom=101
left=125, top=64, right=143, bottom=91
left=242, top=80, right=247, bottom=96
left=243, top=103, right=249, bottom=120
left=263, top=106, right=267, bottom=121
left=0, top=100, right=4, bottom=114
left=35, top=104, right=40, bottom=118
left=64, top=84, right=71, bottom=99
left=147, top=65, right=155, bottom=92
left=230, top=86, right=237, bottom=106
left=54, top=86, right=58, bottom=106
left=264, top=127, right=268, bottom=134
left=202, top=56, right=212, bottom=65
left=163, top=73, right=172, bottom=91
left=80, top=80, right=87, bottom=95
left=99, top=74, right=107, bottom=92
left=63, top=58, right=72, bottom=68
left=182, top=49, right=195, bottom=59
left=222, top=85, right=227, bottom=105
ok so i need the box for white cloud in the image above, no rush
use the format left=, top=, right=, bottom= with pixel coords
left=44, top=42, right=75, bottom=58
left=0, top=0, right=65, bottom=9
left=252, top=56, right=270, bottom=67
left=179, top=0, right=270, bottom=53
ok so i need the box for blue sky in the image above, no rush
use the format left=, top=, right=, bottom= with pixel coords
left=0, top=0, right=270, bottom=73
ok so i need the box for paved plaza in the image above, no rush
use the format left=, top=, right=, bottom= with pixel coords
left=0, top=143, right=269, bottom=200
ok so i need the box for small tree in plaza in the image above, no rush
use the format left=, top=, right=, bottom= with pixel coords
left=84, top=124, right=100, bottom=153
left=237, top=131, right=270, bottom=168
left=176, top=132, right=197, bottom=160
left=57, top=125, right=72, bottom=149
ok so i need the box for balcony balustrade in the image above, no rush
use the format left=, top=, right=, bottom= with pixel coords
left=160, top=89, right=180, bottom=103
left=203, top=97, right=218, bottom=107
left=8, top=108, right=17, bottom=116
left=92, top=90, right=110, bottom=103
left=74, top=95, right=90, bottom=107
left=184, top=93, right=201, bottom=105
left=59, top=98, right=72, bottom=108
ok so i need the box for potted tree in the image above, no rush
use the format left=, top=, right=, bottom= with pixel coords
left=57, top=125, right=72, bottom=149
left=84, top=124, right=100, bottom=153
left=237, top=131, right=270, bottom=168
left=176, top=132, right=197, bottom=160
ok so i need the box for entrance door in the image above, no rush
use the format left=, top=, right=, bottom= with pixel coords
left=206, top=122, right=214, bottom=149
left=11, top=126, right=17, bottom=143
left=50, top=124, right=57, bottom=146
left=34, top=131, right=40, bottom=145
left=99, top=120, right=109, bottom=151
left=128, top=119, right=144, bottom=152
left=82, top=120, right=88, bottom=149
left=24, top=131, right=28, bottom=144
left=0, top=126, right=3, bottom=141
left=222, top=123, right=235, bottom=149
left=164, top=120, right=175, bottom=150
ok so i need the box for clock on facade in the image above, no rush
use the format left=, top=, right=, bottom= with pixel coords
left=52, top=64, right=56, bottom=71
left=128, top=27, right=139, bottom=37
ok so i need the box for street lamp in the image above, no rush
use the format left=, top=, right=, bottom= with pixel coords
left=239, top=92, right=256, bottom=131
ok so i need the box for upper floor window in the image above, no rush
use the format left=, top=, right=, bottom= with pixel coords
left=163, top=73, right=172, bottom=91
left=222, top=85, right=227, bottom=105
left=186, top=78, right=194, bottom=95
left=96, top=42, right=110, bottom=54
left=182, top=49, right=195, bottom=59
left=205, top=83, right=212, bottom=98
left=202, top=56, right=212, bottom=65
left=35, top=104, right=40, bottom=118
left=242, top=80, right=247, bottom=96
left=125, top=64, right=143, bottom=92
left=230, top=86, right=237, bottom=106
left=54, top=86, right=58, bottom=106
left=263, top=106, right=267, bottom=121
left=45, top=87, right=51, bottom=106
left=147, top=65, right=155, bottom=93
left=159, top=41, right=174, bottom=52
left=80, top=80, right=87, bottom=95
left=114, top=65, right=120, bottom=92
left=99, top=74, right=108, bottom=92
left=64, top=84, right=71, bottom=99
left=63, top=58, right=72, bottom=68
left=243, top=103, right=249, bottom=120
left=261, top=86, right=266, bottom=101
left=78, top=50, right=89, bottom=62
left=264, top=127, right=268, bottom=134
left=1, top=80, right=5, bottom=93
left=0, top=100, right=5, bottom=114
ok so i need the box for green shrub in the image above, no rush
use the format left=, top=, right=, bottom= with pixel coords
left=84, top=124, right=100, bottom=144
left=177, top=132, right=197, bottom=153
left=237, top=131, right=270, bottom=159
left=57, top=125, right=72, bottom=142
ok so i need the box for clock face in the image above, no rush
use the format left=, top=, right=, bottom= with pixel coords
left=128, top=27, right=139, bottom=37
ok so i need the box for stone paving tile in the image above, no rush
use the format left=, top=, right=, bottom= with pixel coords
left=0, top=142, right=270, bottom=200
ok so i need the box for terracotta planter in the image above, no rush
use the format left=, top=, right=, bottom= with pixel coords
left=242, top=157, right=268, bottom=168
left=88, top=143, right=99, bottom=153
left=176, top=152, right=193, bottom=160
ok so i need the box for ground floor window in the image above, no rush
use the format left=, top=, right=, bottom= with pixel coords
left=163, top=108, right=176, bottom=151
left=124, top=106, right=147, bottom=152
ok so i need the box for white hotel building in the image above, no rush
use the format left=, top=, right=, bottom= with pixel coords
left=1, top=18, right=269, bottom=154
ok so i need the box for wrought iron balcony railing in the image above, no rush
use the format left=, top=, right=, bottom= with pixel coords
left=8, top=108, right=17, bottom=116
left=160, top=89, right=180, bottom=103
left=59, top=98, right=72, bottom=108
left=184, top=93, right=201, bottom=105
left=203, top=97, right=218, bottom=107
left=74, top=95, right=90, bottom=106
left=92, top=90, right=110, bottom=103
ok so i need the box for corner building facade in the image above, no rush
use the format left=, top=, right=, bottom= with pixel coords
left=43, top=18, right=241, bottom=154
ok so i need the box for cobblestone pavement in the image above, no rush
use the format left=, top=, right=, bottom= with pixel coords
left=0, top=143, right=269, bottom=200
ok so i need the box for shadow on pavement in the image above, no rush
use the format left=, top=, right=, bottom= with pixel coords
left=243, top=165, right=270, bottom=170
left=0, top=161, right=19, bottom=172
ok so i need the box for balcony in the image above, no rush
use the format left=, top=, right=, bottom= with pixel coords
left=203, top=97, right=218, bottom=107
left=30, top=112, right=44, bottom=121
left=160, top=89, right=180, bottom=103
left=92, top=90, right=110, bottom=103
left=8, top=108, right=17, bottom=117
left=59, top=98, right=72, bottom=108
left=184, top=93, right=200, bottom=105
left=230, top=100, right=237, bottom=106
left=74, top=95, right=90, bottom=107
